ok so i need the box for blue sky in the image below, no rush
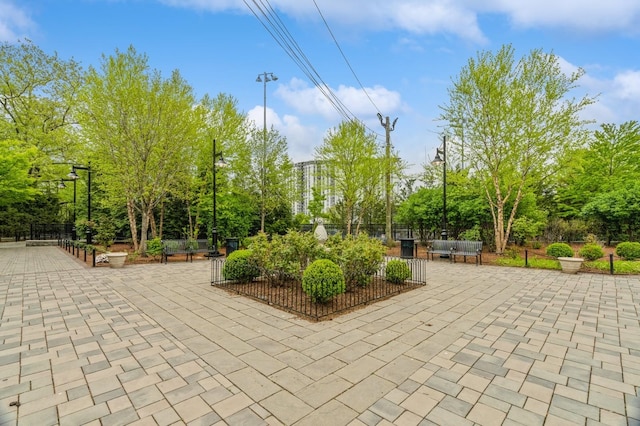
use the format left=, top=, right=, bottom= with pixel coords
left=2, top=0, right=640, bottom=174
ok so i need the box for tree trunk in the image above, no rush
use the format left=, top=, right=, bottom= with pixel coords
left=127, top=199, right=139, bottom=252
left=150, top=211, right=157, bottom=239
left=139, top=206, right=150, bottom=256
left=159, top=202, right=164, bottom=240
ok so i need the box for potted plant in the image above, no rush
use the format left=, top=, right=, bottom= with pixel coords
left=105, top=251, right=128, bottom=268
left=546, top=242, right=583, bottom=274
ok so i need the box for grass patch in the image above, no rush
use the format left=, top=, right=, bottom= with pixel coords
left=496, top=255, right=640, bottom=274
left=495, top=256, right=561, bottom=270
left=585, top=260, right=640, bottom=274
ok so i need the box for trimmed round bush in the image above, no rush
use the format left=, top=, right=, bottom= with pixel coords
left=302, top=259, right=345, bottom=303
left=385, top=260, right=412, bottom=284
left=546, top=242, right=574, bottom=258
left=578, top=243, right=604, bottom=261
left=223, top=249, right=260, bottom=283
left=615, top=242, right=640, bottom=260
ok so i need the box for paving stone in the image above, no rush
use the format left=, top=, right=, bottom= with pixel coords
left=100, top=407, right=139, bottom=426
left=550, top=394, right=599, bottom=421
left=425, top=406, right=473, bottom=426
left=466, top=402, right=506, bottom=426
left=5, top=244, right=640, bottom=425
left=337, top=375, right=396, bottom=413
left=424, top=375, right=462, bottom=397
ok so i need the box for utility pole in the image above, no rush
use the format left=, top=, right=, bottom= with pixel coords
left=377, top=113, right=398, bottom=246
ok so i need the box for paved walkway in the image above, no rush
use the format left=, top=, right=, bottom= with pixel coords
left=0, top=243, right=639, bottom=425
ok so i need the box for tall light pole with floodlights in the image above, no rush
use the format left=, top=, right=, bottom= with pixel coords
left=68, top=163, right=92, bottom=244
left=431, top=136, right=447, bottom=241
left=255, top=71, right=277, bottom=232
left=211, top=138, right=227, bottom=256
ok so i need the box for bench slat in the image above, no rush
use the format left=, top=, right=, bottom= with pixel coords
left=427, top=240, right=483, bottom=265
left=162, top=239, right=210, bottom=263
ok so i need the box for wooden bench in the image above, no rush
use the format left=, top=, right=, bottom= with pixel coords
left=427, top=240, right=483, bottom=265
left=162, top=239, right=210, bottom=263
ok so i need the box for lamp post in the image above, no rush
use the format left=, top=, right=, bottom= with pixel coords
left=211, top=139, right=227, bottom=256
left=255, top=72, right=277, bottom=232
left=431, top=135, right=447, bottom=241
left=68, top=163, right=92, bottom=244
left=58, top=178, right=77, bottom=240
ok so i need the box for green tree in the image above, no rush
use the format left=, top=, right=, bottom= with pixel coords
left=0, top=139, right=38, bottom=206
left=551, top=121, right=640, bottom=222
left=308, top=185, right=326, bottom=225
left=581, top=182, right=640, bottom=244
left=440, top=44, right=594, bottom=253
left=235, top=126, right=294, bottom=233
left=0, top=39, right=84, bottom=167
left=580, top=121, right=640, bottom=196
left=167, top=94, right=248, bottom=242
left=315, top=120, right=383, bottom=235
left=79, top=46, right=198, bottom=254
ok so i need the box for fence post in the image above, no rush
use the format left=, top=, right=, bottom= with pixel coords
left=525, top=250, right=528, bottom=267
left=609, top=253, right=614, bottom=275
left=92, top=248, right=96, bottom=267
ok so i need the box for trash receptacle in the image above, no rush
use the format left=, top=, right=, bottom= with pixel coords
left=400, top=238, right=415, bottom=259
left=225, top=238, right=239, bottom=256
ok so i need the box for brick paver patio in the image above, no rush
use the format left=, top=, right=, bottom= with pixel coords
left=0, top=242, right=639, bottom=425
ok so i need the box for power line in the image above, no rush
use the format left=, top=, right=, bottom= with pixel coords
left=243, top=0, right=384, bottom=137
left=312, top=0, right=383, bottom=117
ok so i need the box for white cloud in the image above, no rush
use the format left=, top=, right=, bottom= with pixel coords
left=579, top=67, right=640, bottom=125
left=246, top=104, right=321, bottom=163
left=276, top=77, right=403, bottom=120
left=612, top=70, right=640, bottom=100
left=483, top=0, right=640, bottom=33
left=161, top=0, right=640, bottom=43
left=160, top=0, right=487, bottom=43
left=0, top=1, right=35, bottom=41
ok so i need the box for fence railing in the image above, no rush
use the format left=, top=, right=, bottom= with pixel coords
left=30, top=223, right=74, bottom=240
left=299, top=223, right=417, bottom=241
left=210, top=257, right=427, bottom=321
left=59, top=239, right=96, bottom=267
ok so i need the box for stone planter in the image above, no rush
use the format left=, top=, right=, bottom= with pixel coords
left=106, top=252, right=128, bottom=268
left=558, top=257, right=583, bottom=274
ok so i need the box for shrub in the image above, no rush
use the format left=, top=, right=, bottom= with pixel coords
left=458, top=225, right=481, bottom=242
left=146, top=237, right=163, bottom=257
left=584, top=233, right=599, bottom=245
left=503, top=247, right=520, bottom=259
left=385, top=260, right=411, bottom=284
left=223, top=249, right=260, bottom=283
left=578, top=243, right=604, bottom=261
left=329, top=234, right=386, bottom=289
left=615, top=242, right=640, bottom=260
left=302, top=259, right=345, bottom=303
left=545, top=242, right=574, bottom=258
left=512, top=217, right=543, bottom=246
left=248, top=231, right=322, bottom=285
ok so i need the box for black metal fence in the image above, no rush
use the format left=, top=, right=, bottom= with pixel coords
left=30, top=223, right=74, bottom=240
left=59, top=239, right=96, bottom=267
left=210, top=257, right=427, bottom=321
left=299, top=223, right=417, bottom=241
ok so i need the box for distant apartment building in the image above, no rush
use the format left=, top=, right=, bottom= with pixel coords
left=292, top=160, right=339, bottom=217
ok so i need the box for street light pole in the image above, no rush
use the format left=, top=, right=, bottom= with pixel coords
left=255, top=72, right=277, bottom=233
left=431, top=135, right=447, bottom=241
left=68, top=163, right=92, bottom=244
left=58, top=179, right=77, bottom=240
left=211, top=139, right=227, bottom=256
